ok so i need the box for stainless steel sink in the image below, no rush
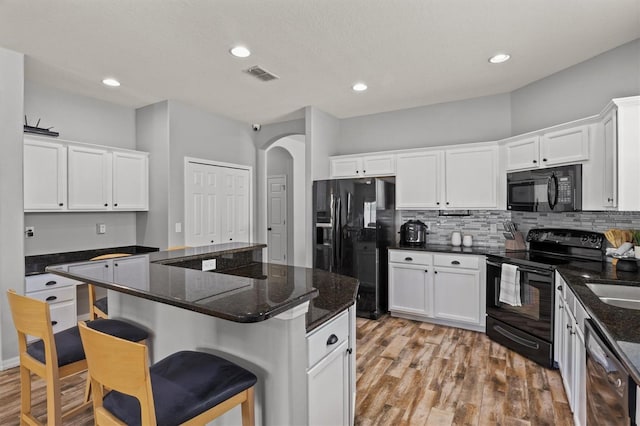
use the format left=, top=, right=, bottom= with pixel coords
left=586, top=283, right=640, bottom=310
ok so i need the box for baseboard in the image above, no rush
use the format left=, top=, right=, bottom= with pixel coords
left=1, top=356, right=19, bottom=371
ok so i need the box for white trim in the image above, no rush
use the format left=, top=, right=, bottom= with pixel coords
left=1, top=356, right=19, bottom=371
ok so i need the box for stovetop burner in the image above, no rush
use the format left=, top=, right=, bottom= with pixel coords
left=487, top=228, right=606, bottom=270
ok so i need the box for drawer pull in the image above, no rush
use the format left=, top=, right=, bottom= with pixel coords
left=45, top=281, right=57, bottom=286
left=45, top=296, right=57, bottom=302
left=451, top=260, right=461, bottom=265
left=327, top=334, right=339, bottom=346
left=557, top=285, right=562, bottom=291
left=404, top=257, right=413, bottom=261
left=51, top=321, right=58, bottom=326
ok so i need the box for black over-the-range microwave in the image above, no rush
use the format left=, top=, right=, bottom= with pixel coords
left=507, top=164, right=582, bottom=212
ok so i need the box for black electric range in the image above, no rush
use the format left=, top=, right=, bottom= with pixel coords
left=485, top=228, right=605, bottom=367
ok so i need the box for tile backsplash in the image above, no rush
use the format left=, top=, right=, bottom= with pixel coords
left=398, top=210, right=640, bottom=248
left=399, top=210, right=511, bottom=248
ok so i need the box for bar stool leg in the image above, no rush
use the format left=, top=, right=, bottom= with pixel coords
left=241, top=387, right=255, bottom=426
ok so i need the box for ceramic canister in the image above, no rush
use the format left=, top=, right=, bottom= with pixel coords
left=451, top=232, right=462, bottom=246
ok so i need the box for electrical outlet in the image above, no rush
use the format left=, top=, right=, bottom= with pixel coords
left=202, top=259, right=217, bottom=271
left=25, top=226, right=35, bottom=238
left=175, top=222, right=182, bottom=233
left=490, top=223, right=497, bottom=233
left=97, top=223, right=106, bottom=234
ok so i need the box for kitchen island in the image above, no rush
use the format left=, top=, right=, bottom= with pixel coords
left=47, top=242, right=359, bottom=426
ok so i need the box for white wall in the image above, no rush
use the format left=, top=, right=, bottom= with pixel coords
left=511, top=38, right=640, bottom=135
left=0, top=47, right=25, bottom=368
left=141, top=100, right=257, bottom=249
left=23, top=81, right=139, bottom=255
left=135, top=101, right=170, bottom=250
left=338, top=93, right=512, bottom=154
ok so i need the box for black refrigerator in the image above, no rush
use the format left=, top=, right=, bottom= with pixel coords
left=313, top=177, right=395, bottom=319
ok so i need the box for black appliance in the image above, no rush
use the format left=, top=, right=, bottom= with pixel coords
left=486, top=228, right=604, bottom=368
left=585, top=319, right=636, bottom=425
left=313, top=177, right=395, bottom=319
left=400, top=220, right=428, bottom=247
left=507, top=164, right=582, bottom=212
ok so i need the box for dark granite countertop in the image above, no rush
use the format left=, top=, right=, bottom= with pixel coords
left=26, top=245, right=159, bottom=275
left=390, top=244, right=500, bottom=256
left=557, top=263, right=640, bottom=384
left=46, top=243, right=358, bottom=331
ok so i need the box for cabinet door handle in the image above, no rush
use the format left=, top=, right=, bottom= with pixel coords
left=104, top=203, right=108, bottom=207
left=451, top=260, right=460, bottom=265
left=405, top=257, right=413, bottom=261
left=267, top=227, right=272, bottom=231
left=51, top=321, right=58, bottom=326
left=363, top=170, right=366, bottom=174
left=327, top=334, right=339, bottom=345
left=114, top=263, right=118, bottom=267
left=542, top=158, right=548, bottom=162
left=533, top=160, right=537, bottom=164
left=346, top=348, right=353, bottom=355
left=105, top=264, right=109, bottom=268
left=45, top=281, right=57, bottom=286
left=114, top=203, right=118, bottom=207
left=45, top=296, right=57, bottom=302
left=424, top=269, right=428, bottom=273
left=58, top=203, right=64, bottom=207
left=436, top=202, right=440, bottom=205
left=557, top=285, right=562, bottom=291
left=435, top=271, right=438, bottom=274
left=356, top=170, right=359, bottom=174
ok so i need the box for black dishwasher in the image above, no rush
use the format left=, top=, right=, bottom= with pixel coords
left=585, top=319, right=636, bottom=425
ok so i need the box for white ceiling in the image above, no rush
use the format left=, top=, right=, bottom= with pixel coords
left=1, top=0, right=639, bottom=124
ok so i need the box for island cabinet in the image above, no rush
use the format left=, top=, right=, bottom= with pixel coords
left=24, top=135, right=149, bottom=212
left=388, top=250, right=486, bottom=332
left=554, top=272, right=588, bottom=426
left=306, top=310, right=353, bottom=426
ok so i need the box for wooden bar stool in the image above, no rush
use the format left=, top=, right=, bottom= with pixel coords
left=87, top=253, right=133, bottom=319
left=78, top=321, right=257, bottom=425
left=6, top=290, right=150, bottom=425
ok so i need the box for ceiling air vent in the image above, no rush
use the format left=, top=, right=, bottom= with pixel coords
left=244, top=65, right=279, bottom=82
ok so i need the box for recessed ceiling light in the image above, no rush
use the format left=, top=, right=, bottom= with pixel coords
left=102, top=78, right=120, bottom=87
left=489, top=53, right=511, bottom=64
left=352, top=82, right=368, bottom=92
left=230, top=46, right=251, bottom=58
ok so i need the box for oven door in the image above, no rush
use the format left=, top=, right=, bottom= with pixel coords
left=486, top=259, right=554, bottom=342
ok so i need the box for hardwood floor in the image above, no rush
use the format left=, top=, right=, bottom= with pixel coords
left=356, top=315, right=573, bottom=426
left=0, top=315, right=573, bottom=425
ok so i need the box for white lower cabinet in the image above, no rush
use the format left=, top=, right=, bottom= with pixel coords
left=554, top=272, right=588, bottom=426
left=388, top=250, right=485, bottom=332
left=306, top=309, right=355, bottom=426
left=24, top=273, right=83, bottom=340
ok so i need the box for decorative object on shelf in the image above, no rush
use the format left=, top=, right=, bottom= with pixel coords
left=451, top=231, right=461, bottom=246
left=23, top=115, right=59, bottom=137
left=462, top=234, right=473, bottom=247
left=632, top=230, right=640, bottom=259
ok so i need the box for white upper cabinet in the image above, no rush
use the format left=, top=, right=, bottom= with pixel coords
left=330, top=153, right=395, bottom=178
left=444, top=145, right=498, bottom=209
left=396, top=144, right=498, bottom=210
left=505, top=125, right=589, bottom=172
left=24, top=138, right=67, bottom=211
left=504, top=136, right=540, bottom=171
left=396, top=151, right=443, bottom=209
left=539, top=126, right=589, bottom=167
left=113, top=151, right=149, bottom=210
left=583, top=96, right=640, bottom=211
left=68, top=145, right=112, bottom=210
left=23, top=135, right=149, bottom=212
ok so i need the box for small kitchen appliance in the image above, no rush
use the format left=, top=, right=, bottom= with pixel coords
left=507, top=164, right=582, bottom=212
left=400, top=220, right=428, bottom=247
